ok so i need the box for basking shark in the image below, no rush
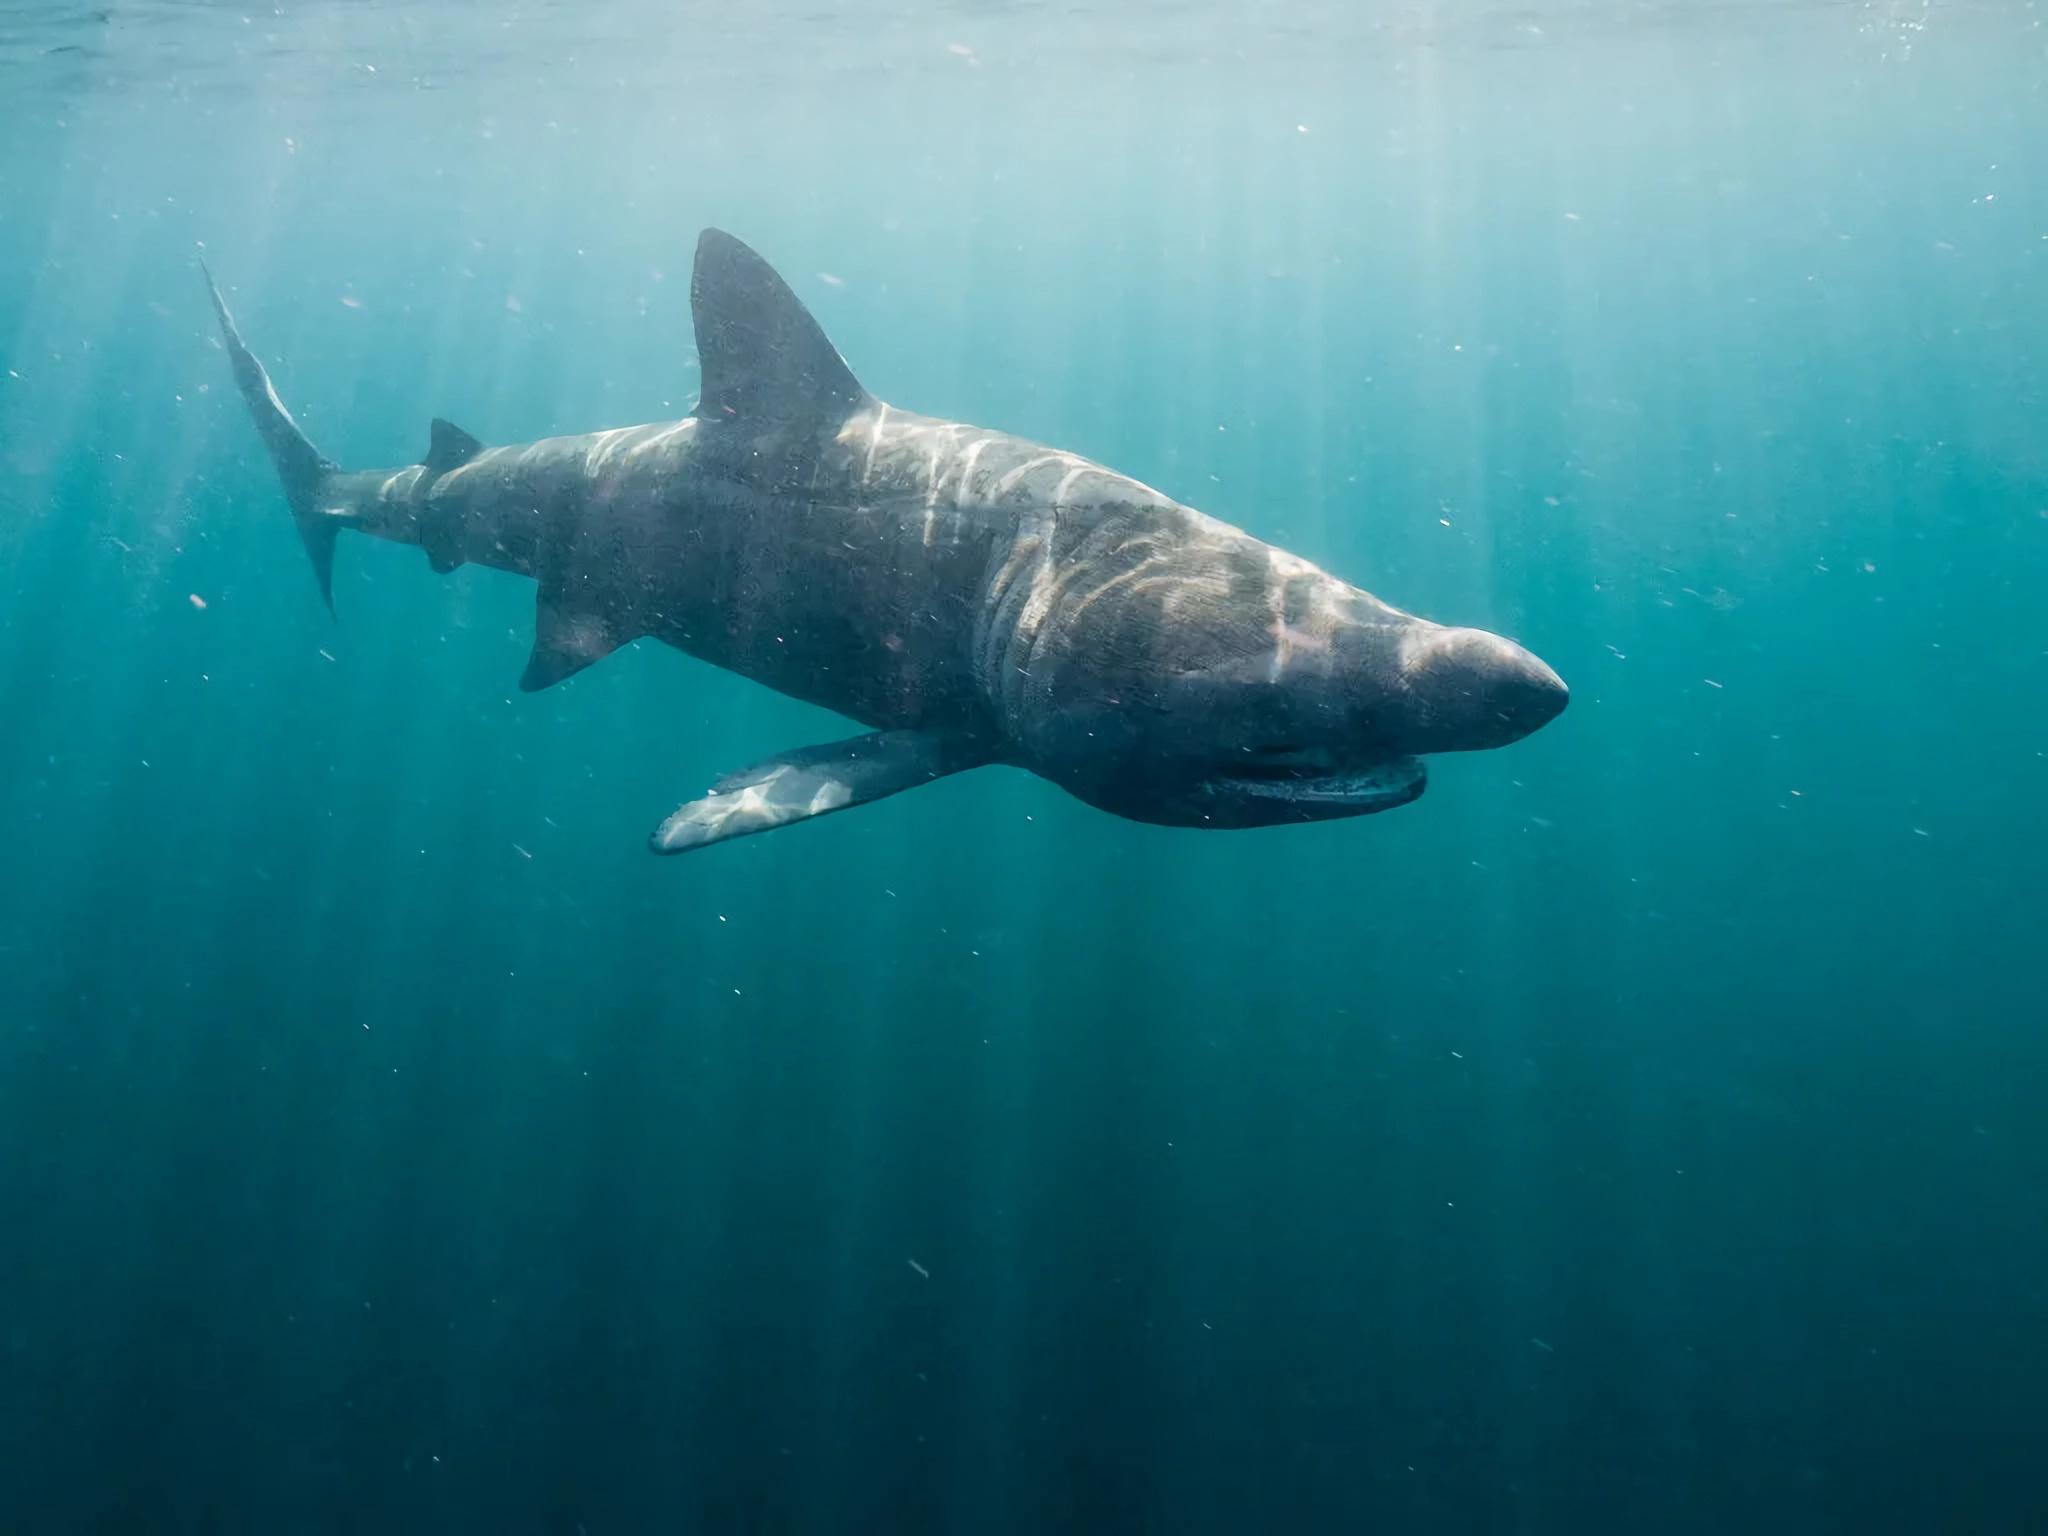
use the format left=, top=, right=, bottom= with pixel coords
left=205, top=230, right=1565, bottom=855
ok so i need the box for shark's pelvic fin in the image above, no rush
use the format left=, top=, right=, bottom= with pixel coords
left=425, top=418, right=485, bottom=476
left=691, top=228, right=873, bottom=425
left=519, top=584, right=634, bottom=692
left=200, top=260, right=342, bottom=611
left=650, top=729, right=989, bottom=855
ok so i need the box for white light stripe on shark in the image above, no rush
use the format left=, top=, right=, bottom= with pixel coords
left=991, top=453, right=1068, bottom=501
left=581, top=426, right=638, bottom=475
left=953, top=438, right=989, bottom=508
left=863, top=403, right=891, bottom=493
left=378, top=466, right=426, bottom=500
left=1052, top=464, right=1096, bottom=506
left=921, top=424, right=957, bottom=546
left=627, top=418, right=697, bottom=457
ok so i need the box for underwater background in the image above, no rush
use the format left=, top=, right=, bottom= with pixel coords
left=1, top=2, right=2044, bottom=1530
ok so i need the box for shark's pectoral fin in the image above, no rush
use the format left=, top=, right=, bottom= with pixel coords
left=519, top=585, right=635, bottom=691
left=650, top=729, right=988, bottom=855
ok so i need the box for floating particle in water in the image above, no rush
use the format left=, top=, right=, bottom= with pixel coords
left=187, top=593, right=207, bottom=610
left=1532, top=1338, right=1555, bottom=1353
left=817, top=272, right=844, bottom=288
left=511, top=844, right=532, bottom=860
left=339, top=294, right=362, bottom=310
left=907, top=1258, right=930, bottom=1279
left=1703, top=678, right=1724, bottom=689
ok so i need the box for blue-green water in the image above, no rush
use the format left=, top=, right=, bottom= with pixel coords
left=3, top=3, right=2045, bottom=1530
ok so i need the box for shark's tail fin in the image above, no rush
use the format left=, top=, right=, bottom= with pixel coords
left=200, top=261, right=341, bottom=611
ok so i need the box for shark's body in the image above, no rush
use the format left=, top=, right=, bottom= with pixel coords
left=207, top=230, right=1565, bottom=855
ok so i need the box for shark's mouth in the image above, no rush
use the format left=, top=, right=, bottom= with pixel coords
left=1205, top=753, right=1427, bottom=810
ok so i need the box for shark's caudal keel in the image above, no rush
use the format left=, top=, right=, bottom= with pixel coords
left=206, top=230, right=1566, bottom=858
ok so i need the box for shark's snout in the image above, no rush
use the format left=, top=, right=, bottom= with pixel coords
left=1489, top=642, right=1569, bottom=736
left=1395, top=626, right=1568, bottom=752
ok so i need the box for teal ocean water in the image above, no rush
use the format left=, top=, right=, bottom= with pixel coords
left=2, top=3, right=2045, bottom=1530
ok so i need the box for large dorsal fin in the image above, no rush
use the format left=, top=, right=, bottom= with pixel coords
left=691, top=229, right=872, bottom=425
left=424, top=418, right=484, bottom=475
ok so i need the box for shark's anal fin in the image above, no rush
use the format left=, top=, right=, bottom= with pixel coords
left=425, top=418, right=484, bottom=475
left=519, top=585, right=632, bottom=691
left=650, top=730, right=988, bottom=855
left=692, top=229, right=873, bottom=425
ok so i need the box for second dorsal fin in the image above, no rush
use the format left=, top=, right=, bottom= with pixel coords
left=425, top=418, right=484, bottom=475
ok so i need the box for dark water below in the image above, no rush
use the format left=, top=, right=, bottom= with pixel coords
left=2, top=2, right=2045, bottom=1531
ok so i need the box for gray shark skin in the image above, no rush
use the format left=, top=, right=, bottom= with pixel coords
left=205, top=230, right=1566, bottom=856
